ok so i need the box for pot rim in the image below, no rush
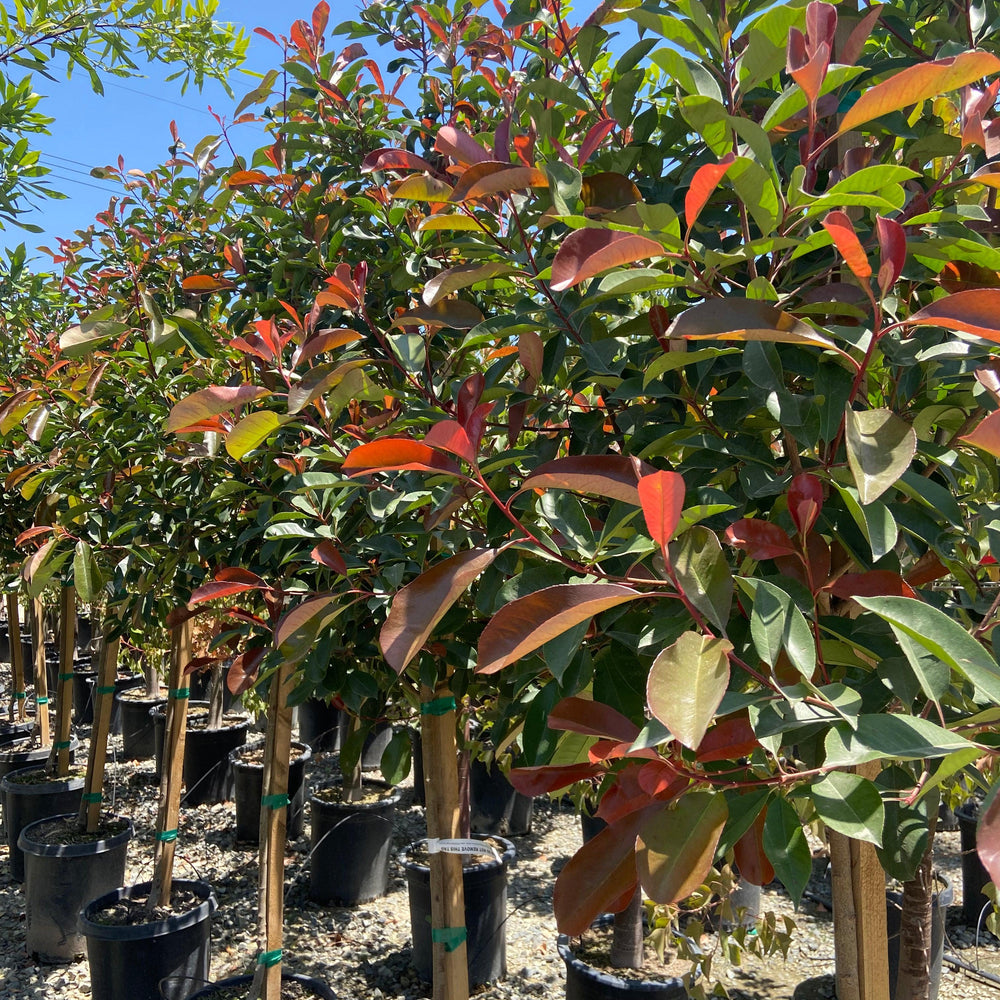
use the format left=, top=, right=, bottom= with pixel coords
left=184, top=970, right=336, bottom=999
left=399, top=832, right=516, bottom=875
left=230, top=738, right=313, bottom=769
left=18, top=812, right=134, bottom=857
left=310, top=777, right=402, bottom=812
left=80, top=878, right=217, bottom=941
left=0, top=758, right=83, bottom=793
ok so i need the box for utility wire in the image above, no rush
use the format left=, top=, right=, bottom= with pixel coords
left=103, top=79, right=217, bottom=118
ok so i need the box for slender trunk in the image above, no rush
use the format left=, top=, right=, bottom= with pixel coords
left=610, top=887, right=644, bottom=969
left=207, top=663, right=224, bottom=729
left=341, top=712, right=363, bottom=802
left=457, top=742, right=471, bottom=840
left=894, top=807, right=938, bottom=1000
left=7, top=593, right=26, bottom=721
left=144, top=650, right=161, bottom=699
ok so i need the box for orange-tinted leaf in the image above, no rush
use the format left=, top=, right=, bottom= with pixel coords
left=668, top=299, right=837, bottom=351
left=725, top=518, right=797, bottom=560
left=274, top=594, right=344, bottom=663
left=788, top=473, right=823, bottom=537
left=549, top=229, right=664, bottom=291
left=696, top=713, right=759, bottom=762
left=827, top=571, right=917, bottom=600
left=520, top=455, right=656, bottom=506
left=311, top=540, right=347, bottom=575
left=508, top=762, right=604, bottom=796
left=733, top=807, right=775, bottom=887
left=908, top=289, right=1000, bottom=342
left=839, top=50, right=1000, bottom=134
left=391, top=299, right=484, bottom=329
left=293, top=329, right=364, bottom=367
left=227, top=170, right=271, bottom=187
left=424, top=419, right=476, bottom=464
left=580, top=171, right=641, bottom=211
left=637, top=471, right=685, bottom=550
left=822, top=210, right=872, bottom=279
left=905, top=551, right=949, bottom=587
left=15, top=526, right=55, bottom=546
left=165, top=385, right=269, bottom=434
left=962, top=409, right=1000, bottom=457
left=380, top=548, right=498, bottom=672
left=548, top=696, right=640, bottom=742
left=597, top=765, right=659, bottom=823
left=876, top=215, right=906, bottom=294
left=637, top=760, right=689, bottom=800
left=685, top=156, right=735, bottom=233
left=477, top=584, right=645, bottom=674
left=342, top=438, right=462, bottom=477
left=449, top=162, right=547, bottom=201
left=181, top=274, right=236, bottom=293
left=188, top=579, right=263, bottom=605
left=788, top=33, right=830, bottom=104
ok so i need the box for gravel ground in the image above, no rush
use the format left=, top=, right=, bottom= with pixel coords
left=2, top=724, right=1000, bottom=999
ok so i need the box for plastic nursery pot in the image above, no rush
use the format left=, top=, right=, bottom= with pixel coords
left=309, top=779, right=402, bottom=905
left=184, top=971, right=338, bottom=998
left=231, top=739, right=312, bottom=844
left=152, top=701, right=210, bottom=782
left=401, top=834, right=516, bottom=987
left=340, top=717, right=394, bottom=770
left=117, top=690, right=166, bottom=760
left=0, top=719, right=35, bottom=747
left=297, top=697, right=343, bottom=752
left=73, top=668, right=98, bottom=725
left=88, top=674, right=144, bottom=735
left=81, top=878, right=217, bottom=1000
left=19, top=812, right=133, bottom=963
left=182, top=713, right=251, bottom=806
left=558, top=914, right=690, bottom=1000
left=956, top=801, right=991, bottom=929
left=470, top=756, right=534, bottom=836
left=1, top=763, right=86, bottom=882
left=0, top=735, right=79, bottom=786
left=886, top=872, right=953, bottom=1000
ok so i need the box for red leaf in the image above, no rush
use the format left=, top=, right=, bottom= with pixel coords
left=908, top=289, right=1000, bottom=343
left=165, top=385, right=269, bottom=434
left=342, top=438, right=462, bottom=477
left=434, top=125, right=491, bottom=165
left=637, top=471, right=685, bottom=551
left=827, top=571, right=917, bottom=600
left=733, top=805, right=774, bottom=886
left=550, top=228, right=664, bottom=291
left=595, top=764, right=655, bottom=823
left=449, top=162, right=547, bottom=201
left=806, top=2, right=838, bottom=51
left=521, top=455, right=657, bottom=506
left=227, top=170, right=271, bottom=188
left=425, top=420, right=477, bottom=464
left=578, top=119, right=617, bottom=167
left=183, top=654, right=223, bottom=677
left=181, top=274, right=236, bottom=293
left=15, top=526, right=55, bottom=546
left=477, top=584, right=645, bottom=675
left=725, top=518, right=797, bottom=560
left=292, top=328, right=364, bottom=367
left=310, top=540, right=347, bottom=575
left=876, top=216, right=906, bottom=294
left=228, top=646, right=265, bottom=696
left=787, top=33, right=830, bottom=105
left=508, top=762, right=604, bottom=796
left=380, top=549, right=498, bottom=672
left=188, top=580, right=262, bottom=605
left=696, top=714, right=760, bottom=762
left=961, top=409, right=1000, bottom=458
left=637, top=760, right=688, bottom=800
left=822, top=210, right=872, bottom=279
left=217, top=567, right=268, bottom=586
left=905, top=551, right=949, bottom=587
left=361, top=148, right=437, bottom=174
left=547, top=696, right=640, bottom=743
left=788, top=473, right=823, bottom=537
left=685, top=156, right=735, bottom=233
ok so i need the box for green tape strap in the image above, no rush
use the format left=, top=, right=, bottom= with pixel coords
left=54, top=740, right=72, bottom=750
left=36, top=696, right=49, bottom=705
left=261, top=793, right=290, bottom=809
left=156, top=829, right=179, bottom=843
left=58, top=672, right=75, bottom=682
left=420, top=696, right=456, bottom=716
left=82, top=792, right=102, bottom=803
left=168, top=687, right=190, bottom=700
left=431, top=926, right=467, bottom=952
left=258, top=949, right=282, bottom=967
left=96, top=685, right=116, bottom=695
left=13, top=692, right=26, bottom=700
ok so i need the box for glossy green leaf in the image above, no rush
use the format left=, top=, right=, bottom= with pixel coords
left=751, top=581, right=816, bottom=679
left=423, top=262, right=521, bottom=306
left=225, top=411, right=284, bottom=459
left=844, top=407, right=917, bottom=504
left=288, top=360, right=367, bottom=414
left=669, top=526, right=733, bottom=630
left=763, top=796, right=811, bottom=905
left=810, top=771, right=883, bottom=845
left=647, top=631, right=732, bottom=750
left=59, top=314, right=128, bottom=358
left=830, top=483, right=897, bottom=562
left=824, top=714, right=976, bottom=766
left=876, top=766, right=931, bottom=881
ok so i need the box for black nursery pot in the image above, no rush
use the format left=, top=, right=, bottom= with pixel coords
left=1, top=763, right=85, bottom=882
left=886, top=873, right=952, bottom=1000
left=0, top=719, right=35, bottom=746
left=0, top=735, right=79, bottom=785
left=185, top=971, right=337, bottom=998
left=402, top=834, right=515, bottom=987
left=231, top=739, right=312, bottom=843
left=87, top=674, right=144, bottom=734
left=558, top=915, right=689, bottom=1000
left=73, top=668, right=98, bottom=725
left=117, top=690, right=166, bottom=760
left=470, top=757, right=534, bottom=836
left=957, top=801, right=991, bottom=928
left=309, top=779, right=401, bottom=905
left=81, top=878, right=217, bottom=1000
left=297, top=697, right=343, bottom=751
left=152, top=701, right=210, bottom=781
left=341, top=716, right=394, bottom=770
left=19, top=813, right=133, bottom=963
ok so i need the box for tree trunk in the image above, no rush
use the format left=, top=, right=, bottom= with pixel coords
left=207, top=662, right=225, bottom=729
left=611, top=887, right=644, bottom=970
left=894, top=807, right=938, bottom=1000
left=341, top=712, right=363, bottom=802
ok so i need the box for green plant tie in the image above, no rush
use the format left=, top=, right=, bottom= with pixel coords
left=36, top=696, right=49, bottom=704
left=58, top=672, right=74, bottom=682
left=431, top=927, right=467, bottom=952
left=82, top=792, right=102, bottom=803
left=420, top=696, right=456, bottom=716
left=156, top=829, right=179, bottom=842
left=96, top=685, right=116, bottom=695
left=261, top=793, right=290, bottom=809
left=54, top=740, right=72, bottom=750
left=258, top=949, right=282, bottom=967
left=13, top=692, right=25, bottom=700
left=168, top=687, right=190, bottom=700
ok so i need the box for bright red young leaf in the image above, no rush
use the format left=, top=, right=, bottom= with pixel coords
left=449, top=162, right=547, bottom=201
left=342, top=438, right=462, bottom=477
left=310, top=540, right=348, bottom=575
left=733, top=807, right=775, bottom=886
left=876, top=215, right=907, bottom=294
left=380, top=549, right=498, bottom=672
left=788, top=473, right=823, bottom=537
left=456, top=372, right=485, bottom=426
left=827, top=571, right=917, bottom=600
left=549, top=229, right=664, bottom=291
left=725, top=518, right=797, bottom=560
left=424, top=420, right=477, bottom=464
left=14, top=526, right=55, bottom=546
left=477, top=584, right=645, bottom=674
left=696, top=713, right=760, bottom=762
left=227, top=646, right=265, bottom=696
left=361, top=148, right=437, bottom=173
left=637, top=760, right=689, bottom=800
left=578, top=119, right=617, bottom=166
left=638, top=470, right=685, bottom=551
left=822, top=210, right=872, bottom=279
left=685, top=156, right=735, bottom=233
left=181, top=274, right=236, bottom=293
left=520, top=455, right=656, bottom=506
left=547, top=696, right=640, bottom=743
left=905, top=551, right=950, bottom=587
left=907, top=289, right=1000, bottom=342
left=596, top=764, right=657, bottom=824
left=508, top=762, right=604, bottom=796
left=226, top=170, right=271, bottom=188
left=188, top=580, right=263, bottom=605
left=787, top=31, right=830, bottom=104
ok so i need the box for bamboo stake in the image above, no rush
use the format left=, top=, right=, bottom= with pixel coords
left=54, top=584, right=75, bottom=778
left=148, top=620, right=192, bottom=909
left=79, top=633, right=120, bottom=832
left=6, top=593, right=26, bottom=721
left=31, top=598, right=49, bottom=746
left=419, top=674, right=469, bottom=1000
left=250, top=659, right=294, bottom=1000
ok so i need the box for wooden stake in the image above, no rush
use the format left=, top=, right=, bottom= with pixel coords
left=79, top=632, right=120, bottom=832
left=831, top=761, right=889, bottom=1000
left=31, top=598, right=49, bottom=746
left=250, top=659, right=294, bottom=1000
left=419, top=676, right=469, bottom=1000
left=54, top=585, right=75, bottom=778
left=6, top=593, right=26, bottom=721
left=149, top=620, right=192, bottom=909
